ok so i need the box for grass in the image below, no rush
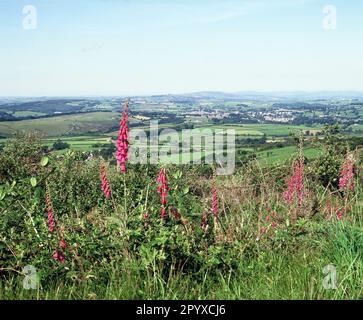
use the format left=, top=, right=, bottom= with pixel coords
left=1, top=220, right=361, bottom=300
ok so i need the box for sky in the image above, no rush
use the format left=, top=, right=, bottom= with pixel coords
left=0, top=0, right=363, bottom=96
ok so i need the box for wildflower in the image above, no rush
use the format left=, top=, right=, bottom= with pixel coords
left=160, top=207, right=166, bottom=218
left=46, top=191, right=67, bottom=263
left=283, top=158, right=304, bottom=206
left=201, top=211, right=208, bottom=229
left=100, top=161, right=112, bottom=199
left=170, top=207, right=181, bottom=220
left=45, top=192, right=55, bottom=233
left=143, top=212, right=150, bottom=228
left=116, top=101, right=130, bottom=173
left=157, top=168, right=169, bottom=206
left=336, top=209, right=343, bottom=220
left=54, top=249, right=65, bottom=264
left=61, top=238, right=67, bottom=251
left=157, top=168, right=169, bottom=218
left=326, top=200, right=331, bottom=211
left=339, top=153, right=355, bottom=192
left=259, top=209, right=280, bottom=237
left=212, top=171, right=218, bottom=217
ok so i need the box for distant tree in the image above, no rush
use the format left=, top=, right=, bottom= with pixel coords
left=41, top=145, right=49, bottom=153
left=183, top=123, right=194, bottom=130
left=53, top=139, right=70, bottom=150
left=93, top=143, right=116, bottom=159
left=259, top=133, right=267, bottom=144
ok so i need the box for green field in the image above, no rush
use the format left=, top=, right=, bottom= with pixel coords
left=12, top=111, right=47, bottom=117
left=0, top=112, right=141, bottom=137
left=0, top=120, right=325, bottom=165
left=349, top=124, right=363, bottom=133
left=0, top=110, right=322, bottom=139
left=256, top=146, right=322, bottom=165
left=45, top=136, right=113, bottom=151
left=206, top=124, right=322, bottom=137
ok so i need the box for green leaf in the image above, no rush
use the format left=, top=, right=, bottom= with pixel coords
left=173, top=170, right=182, bottom=179
left=183, top=187, right=190, bottom=195
left=40, top=156, right=49, bottom=167
left=34, top=187, right=42, bottom=203
left=30, top=177, right=37, bottom=187
left=296, top=218, right=307, bottom=227
left=0, top=186, right=5, bottom=201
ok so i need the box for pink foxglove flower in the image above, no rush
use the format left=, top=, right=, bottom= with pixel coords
left=160, top=207, right=166, bottom=218
left=61, top=238, right=67, bottom=251
left=336, top=209, right=343, bottom=220
left=260, top=227, right=267, bottom=234
left=58, top=226, right=67, bottom=251
left=46, top=192, right=55, bottom=233
left=116, top=101, right=130, bottom=173
left=54, top=249, right=65, bottom=264
left=100, top=161, right=112, bottom=199
left=46, top=192, right=67, bottom=264
left=283, top=158, right=305, bottom=206
left=157, top=168, right=169, bottom=218
left=339, top=153, right=355, bottom=192
left=170, top=207, right=181, bottom=220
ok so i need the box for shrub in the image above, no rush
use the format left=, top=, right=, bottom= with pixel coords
left=52, top=139, right=70, bottom=150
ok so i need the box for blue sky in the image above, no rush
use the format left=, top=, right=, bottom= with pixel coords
left=0, top=0, right=362, bottom=96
